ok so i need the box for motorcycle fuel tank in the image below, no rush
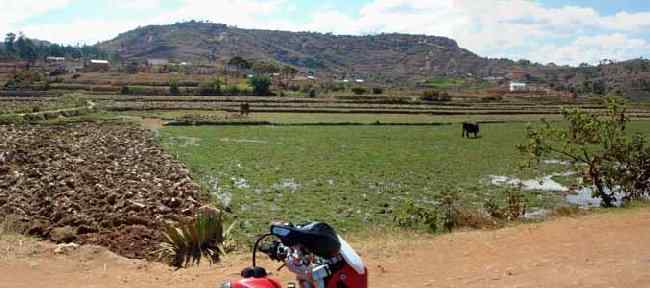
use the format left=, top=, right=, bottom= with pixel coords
left=224, top=277, right=283, bottom=288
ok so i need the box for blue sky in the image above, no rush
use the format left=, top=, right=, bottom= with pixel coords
left=2, top=0, right=650, bottom=65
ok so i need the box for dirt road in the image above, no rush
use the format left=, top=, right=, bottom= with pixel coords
left=1, top=209, right=649, bottom=288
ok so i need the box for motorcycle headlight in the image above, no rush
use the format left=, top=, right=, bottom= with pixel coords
left=220, top=281, right=232, bottom=288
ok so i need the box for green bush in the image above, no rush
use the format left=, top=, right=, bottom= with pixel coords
left=421, top=90, right=451, bottom=101
left=520, top=96, right=650, bottom=207
left=351, top=87, right=367, bottom=95
left=224, top=85, right=243, bottom=96
left=372, top=87, right=384, bottom=95
left=158, top=208, right=234, bottom=268
left=249, top=75, right=272, bottom=96
left=169, top=80, right=180, bottom=96
left=392, top=188, right=487, bottom=233
left=331, top=84, right=346, bottom=92
left=480, top=95, right=503, bottom=102
left=483, top=189, right=528, bottom=221
left=4, top=79, right=18, bottom=89
left=198, top=78, right=223, bottom=96
left=120, top=86, right=129, bottom=95
left=392, top=199, right=438, bottom=233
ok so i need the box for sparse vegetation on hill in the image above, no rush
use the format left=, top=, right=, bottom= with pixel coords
left=97, top=21, right=519, bottom=84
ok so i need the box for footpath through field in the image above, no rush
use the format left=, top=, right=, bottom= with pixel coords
left=1, top=209, right=649, bottom=288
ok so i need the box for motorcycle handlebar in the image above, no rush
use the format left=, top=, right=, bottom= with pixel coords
left=259, top=240, right=287, bottom=262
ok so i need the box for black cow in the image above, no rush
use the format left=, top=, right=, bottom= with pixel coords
left=240, top=103, right=250, bottom=117
left=462, top=122, right=480, bottom=138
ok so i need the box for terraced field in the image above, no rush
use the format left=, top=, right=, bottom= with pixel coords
left=3, top=93, right=650, bottom=121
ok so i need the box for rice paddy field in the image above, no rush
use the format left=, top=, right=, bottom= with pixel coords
left=3, top=86, right=650, bottom=236
left=159, top=120, right=650, bottom=234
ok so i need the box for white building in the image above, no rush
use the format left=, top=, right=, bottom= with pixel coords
left=147, top=58, right=169, bottom=66
left=46, top=56, right=65, bottom=62
left=90, top=59, right=110, bottom=65
left=509, top=81, right=528, bottom=92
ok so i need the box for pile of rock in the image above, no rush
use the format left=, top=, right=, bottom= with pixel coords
left=0, top=123, right=203, bottom=259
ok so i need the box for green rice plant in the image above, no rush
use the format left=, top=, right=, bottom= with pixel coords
left=158, top=209, right=234, bottom=268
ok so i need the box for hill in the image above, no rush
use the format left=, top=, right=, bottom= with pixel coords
left=98, top=21, right=519, bottom=83
left=93, top=21, right=650, bottom=99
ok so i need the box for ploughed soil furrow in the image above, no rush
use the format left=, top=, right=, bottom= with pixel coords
left=0, top=124, right=203, bottom=259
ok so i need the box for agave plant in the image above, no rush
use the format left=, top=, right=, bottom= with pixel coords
left=159, top=209, right=235, bottom=268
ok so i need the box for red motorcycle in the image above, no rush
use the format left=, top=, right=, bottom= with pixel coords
left=221, top=222, right=368, bottom=288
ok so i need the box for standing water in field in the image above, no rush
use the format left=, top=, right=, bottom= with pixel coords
left=205, top=175, right=233, bottom=208
left=487, top=172, right=624, bottom=208
left=565, top=186, right=625, bottom=207
left=488, top=172, right=574, bottom=193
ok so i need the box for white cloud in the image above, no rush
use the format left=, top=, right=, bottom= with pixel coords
left=12, top=0, right=289, bottom=45
left=293, top=0, right=650, bottom=65
left=0, top=0, right=73, bottom=33
left=109, top=0, right=162, bottom=10
left=3, top=0, right=650, bottom=64
left=533, top=34, right=650, bottom=65
left=19, top=19, right=143, bottom=45
left=153, top=0, right=287, bottom=27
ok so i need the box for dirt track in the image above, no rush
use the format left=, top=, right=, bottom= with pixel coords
left=1, top=209, right=649, bottom=288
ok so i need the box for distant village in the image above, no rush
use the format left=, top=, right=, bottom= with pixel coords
left=0, top=53, right=559, bottom=96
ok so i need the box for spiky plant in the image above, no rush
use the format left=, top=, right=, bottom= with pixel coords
left=159, top=209, right=233, bottom=268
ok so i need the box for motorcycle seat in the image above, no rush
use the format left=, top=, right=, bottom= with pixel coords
left=271, top=222, right=341, bottom=258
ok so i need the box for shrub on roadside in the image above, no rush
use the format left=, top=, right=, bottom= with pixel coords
left=158, top=208, right=235, bottom=268
left=393, top=188, right=476, bottom=233
left=392, top=199, right=438, bottom=233
left=483, top=189, right=528, bottom=221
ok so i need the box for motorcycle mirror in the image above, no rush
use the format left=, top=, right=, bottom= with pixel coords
left=271, top=226, right=291, bottom=237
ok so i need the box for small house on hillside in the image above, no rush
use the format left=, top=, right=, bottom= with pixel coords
left=45, top=57, right=67, bottom=75
left=147, top=58, right=169, bottom=66
left=509, top=81, right=528, bottom=92
left=46, top=56, right=65, bottom=62
left=85, top=59, right=110, bottom=72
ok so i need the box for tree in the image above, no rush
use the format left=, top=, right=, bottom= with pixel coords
left=251, top=61, right=280, bottom=74
left=169, top=80, right=181, bottom=96
left=519, top=96, right=650, bottom=207
left=228, top=56, right=251, bottom=71
left=279, top=65, right=298, bottom=88
left=15, top=35, right=36, bottom=62
left=198, top=78, right=223, bottom=96
left=4, top=33, right=16, bottom=54
left=125, top=61, right=139, bottom=74
left=249, top=75, right=272, bottom=96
